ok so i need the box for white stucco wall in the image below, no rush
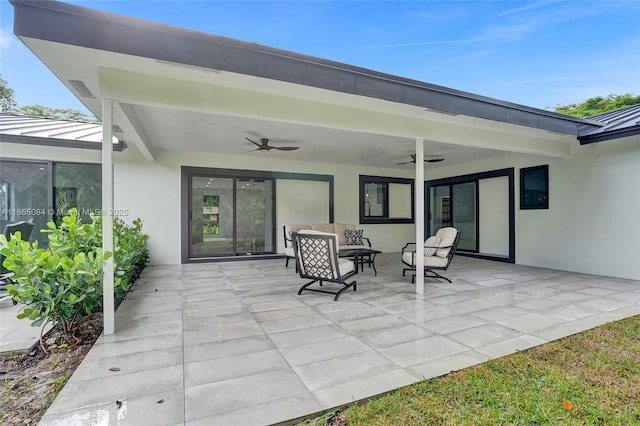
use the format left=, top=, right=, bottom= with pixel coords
left=2, top=133, right=638, bottom=280
left=426, top=136, right=640, bottom=280
left=107, top=147, right=417, bottom=264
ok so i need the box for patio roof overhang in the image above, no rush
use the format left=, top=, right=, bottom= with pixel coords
left=9, top=0, right=603, bottom=167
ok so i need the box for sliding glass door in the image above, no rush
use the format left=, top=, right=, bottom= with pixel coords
left=429, top=182, right=478, bottom=252
left=0, top=161, right=49, bottom=247
left=236, top=179, right=274, bottom=255
left=188, top=174, right=274, bottom=258
left=452, top=182, right=477, bottom=251
left=427, top=168, right=515, bottom=262
left=190, top=176, right=234, bottom=257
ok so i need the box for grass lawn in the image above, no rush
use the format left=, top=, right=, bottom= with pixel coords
left=303, top=315, right=640, bottom=425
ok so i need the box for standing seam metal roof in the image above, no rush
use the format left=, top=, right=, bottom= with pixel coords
left=579, top=104, right=640, bottom=144
left=0, top=114, right=125, bottom=151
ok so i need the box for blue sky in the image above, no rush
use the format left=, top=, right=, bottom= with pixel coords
left=1, top=0, right=639, bottom=114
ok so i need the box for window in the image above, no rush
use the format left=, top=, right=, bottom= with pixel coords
left=0, top=160, right=101, bottom=247
left=359, top=175, right=414, bottom=224
left=54, top=163, right=102, bottom=223
left=520, top=165, right=549, bottom=210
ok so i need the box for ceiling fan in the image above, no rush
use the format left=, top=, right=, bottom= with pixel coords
left=397, top=154, right=444, bottom=165
left=245, top=137, right=299, bottom=152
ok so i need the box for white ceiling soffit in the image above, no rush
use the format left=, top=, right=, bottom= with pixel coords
left=11, top=1, right=586, bottom=167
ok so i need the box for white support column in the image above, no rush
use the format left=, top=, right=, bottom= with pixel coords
left=102, top=98, right=115, bottom=335
left=415, top=137, right=425, bottom=295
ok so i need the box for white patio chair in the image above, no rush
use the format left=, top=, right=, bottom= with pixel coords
left=401, top=227, right=460, bottom=283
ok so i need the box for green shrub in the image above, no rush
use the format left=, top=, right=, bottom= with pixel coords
left=0, top=209, right=149, bottom=336
left=92, top=215, right=150, bottom=300
left=0, top=234, right=110, bottom=334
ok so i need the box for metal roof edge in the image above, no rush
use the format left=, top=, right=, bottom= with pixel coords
left=0, top=133, right=127, bottom=151
left=578, top=126, right=640, bottom=145
left=10, top=0, right=602, bottom=137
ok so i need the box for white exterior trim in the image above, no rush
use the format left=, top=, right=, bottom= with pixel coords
left=102, top=98, right=115, bottom=336
left=415, top=138, right=425, bottom=294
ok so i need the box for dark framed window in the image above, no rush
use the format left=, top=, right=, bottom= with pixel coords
left=359, top=175, right=414, bottom=224
left=0, top=159, right=101, bottom=247
left=520, top=165, right=549, bottom=210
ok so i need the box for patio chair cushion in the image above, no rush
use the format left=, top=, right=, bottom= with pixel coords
left=423, top=235, right=441, bottom=257
left=285, top=246, right=295, bottom=257
left=435, top=227, right=458, bottom=258
left=284, top=225, right=312, bottom=246
left=402, top=251, right=449, bottom=268
left=344, top=229, right=364, bottom=246
left=297, top=229, right=339, bottom=258
left=311, top=223, right=336, bottom=235
left=332, top=223, right=355, bottom=246
left=337, top=258, right=356, bottom=276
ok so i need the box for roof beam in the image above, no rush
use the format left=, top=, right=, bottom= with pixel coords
left=117, top=103, right=156, bottom=161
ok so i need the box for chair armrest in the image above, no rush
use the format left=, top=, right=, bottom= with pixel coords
left=402, top=242, right=417, bottom=253
left=284, top=230, right=296, bottom=248
left=362, top=237, right=372, bottom=248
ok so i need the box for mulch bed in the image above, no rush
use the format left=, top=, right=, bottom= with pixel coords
left=0, top=314, right=103, bottom=425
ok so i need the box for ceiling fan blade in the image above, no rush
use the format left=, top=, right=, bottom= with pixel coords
left=245, top=137, right=262, bottom=148
left=425, top=158, right=445, bottom=163
left=396, top=160, right=413, bottom=165
left=247, top=147, right=262, bottom=152
left=272, top=146, right=299, bottom=151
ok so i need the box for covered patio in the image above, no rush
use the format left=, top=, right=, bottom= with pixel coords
left=39, top=255, right=640, bottom=425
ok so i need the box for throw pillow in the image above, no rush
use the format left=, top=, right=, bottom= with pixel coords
left=345, top=229, right=364, bottom=245
left=424, top=236, right=441, bottom=257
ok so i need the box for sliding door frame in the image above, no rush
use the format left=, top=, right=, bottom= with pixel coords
left=181, top=166, right=334, bottom=263
left=426, top=168, right=515, bottom=263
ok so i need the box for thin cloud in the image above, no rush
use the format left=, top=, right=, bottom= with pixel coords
left=245, top=1, right=354, bottom=38
left=358, top=38, right=494, bottom=49
left=498, top=1, right=558, bottom=17
left=477, top=20, right=540, bottom=43
left=0, top=27, right=17, bottom=50
left=408, top=10, right=454, bottom=22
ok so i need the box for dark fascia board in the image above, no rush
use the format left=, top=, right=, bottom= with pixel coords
left=0, top=133, right=127, bottom=151
left=578, top=126, right=640, bottom=145
left=11, top=0, right=603, bottom=137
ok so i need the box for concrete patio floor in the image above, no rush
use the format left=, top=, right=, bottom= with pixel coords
left=1, top=297, right=49, bottom=353
left=37, top=254, right=640, bottom=425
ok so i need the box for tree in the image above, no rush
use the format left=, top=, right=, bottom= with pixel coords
left=18, top=105, right=97, bottom=122
left=554, top=93, right=640, bottom=118
left=0, top=73, right=97, bottom=121
left=0, top=74, right=18, bottom=113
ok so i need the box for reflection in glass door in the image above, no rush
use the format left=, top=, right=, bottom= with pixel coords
left=236, top=179, right=274, bottom=254
left=429, top=182, right=478, bottom=252
left=452, top=182, right=477, bottom=251
left=0, top=161, right=49, bottom=247
left=190, top=176, right=234, bottom=257
left=189, top=175, right=274, bottom=258
left=429, top=185, right=450, bottom=231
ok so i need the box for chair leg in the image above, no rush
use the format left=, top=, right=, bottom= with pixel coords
left=408, top=269, right=452, bottom=284
left=285, top=257, right=290, bottom=268
left=333, top=280, right=356, bottom=301
left=425, top=269, right=452, bottom=283
left=298, top=279, right=320, bottom=295
left=298, top=279, right=356, bottom=301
